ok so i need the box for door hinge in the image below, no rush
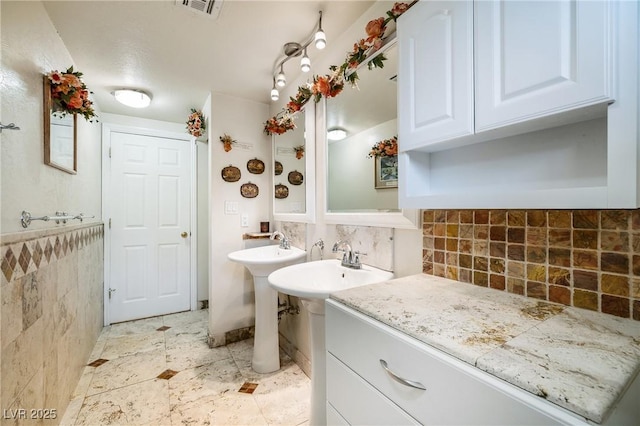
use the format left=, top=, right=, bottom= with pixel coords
left=108, top=147, right=112, bottom=158
left=108, top=288, right=116, bottom=299
left=109, top=218, right=112, bottom=229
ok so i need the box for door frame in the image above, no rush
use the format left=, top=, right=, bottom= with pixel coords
left=101, top=122, right=198, bottom=326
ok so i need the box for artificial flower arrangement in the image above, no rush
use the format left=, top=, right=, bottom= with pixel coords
left=368, top=136, right=398, bottom=158
left=219, top=133, right=237, bottom=152
left=264, top=114, right=296, bottom=135
left=293, top=145, right=305, bottom=159
left=186, top=108, right=206, bottom=138
left=263, top=2, right=413, bottom=136
left=47, top=66, right=97, bottom=122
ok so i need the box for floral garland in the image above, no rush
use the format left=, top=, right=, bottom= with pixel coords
left=263, top=2, right=414, bottom=136
left=219, top=133, right=237, bottom=152
left=368, top=136, right=398, bottom=158
left=186, top=108, right=206, bottom=137
left=47, top=66, right=97, bottom=122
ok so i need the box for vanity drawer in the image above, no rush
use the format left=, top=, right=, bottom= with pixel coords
left=326, top=352, right=419, bottom=425
left=326, top=300, right=585, bottom=425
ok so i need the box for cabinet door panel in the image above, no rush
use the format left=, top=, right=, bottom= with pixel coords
left=475, top=0, right=611, bottom=131
left=398, top=0, right=474, bottom=151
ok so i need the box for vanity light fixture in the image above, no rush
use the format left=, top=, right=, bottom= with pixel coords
left=268, top=11, right=326, bottom=100
left=327, top=128, right=347, bottom=141
left=112, top=89, right=152, bottom=108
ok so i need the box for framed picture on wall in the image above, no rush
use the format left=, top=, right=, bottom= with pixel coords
left=374, top=155, right=398, bottom=189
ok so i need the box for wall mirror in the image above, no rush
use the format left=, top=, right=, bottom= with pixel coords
left=322, top=39, right=419, bottom=228
left=273, top=101, right=316, bottom=223
left=43, top=76, right=77, bottom=174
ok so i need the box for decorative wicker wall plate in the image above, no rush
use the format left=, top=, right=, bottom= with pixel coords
left=221, top=165, right=241, bottom=182
left=288, top=170, right=304, bottom=186
left=274, top=184, right=289, bottom=199
left=274, top=161, right=283, bottom=176
left=247, top=158, right=265, bottom=174
left=240, top=182, right=259, bottom=198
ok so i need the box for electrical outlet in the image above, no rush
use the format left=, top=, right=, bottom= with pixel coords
left=241, top=213, right=248, bottom=227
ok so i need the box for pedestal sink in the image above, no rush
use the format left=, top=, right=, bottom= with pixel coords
left=268, top=259, right=394, bottom=425
left=228, top=244, right=306, bottom=373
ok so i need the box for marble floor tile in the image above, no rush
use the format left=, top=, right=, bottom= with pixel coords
left=86, top=348, right=167, bottom=396
left=64, top=309, right=311, bottom=425
left=76, top=379, right=170, bottom=425
left=108, top=316, right=164, bottom=337
left=162, top=309, right=208, bottom=328
left=171, top=392, right=268, bottom=426
left=253, top=362, right=312, bottom=425
left=100, top=330, right=165, bottom=359
left=166, top=337, right=232, bottom=371
left=168, top=357, right=244, bottom=406
left=164, top=325, right=209, bottom=349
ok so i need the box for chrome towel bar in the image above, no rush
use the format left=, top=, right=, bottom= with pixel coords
left=20, top=210, right=96, bottom=229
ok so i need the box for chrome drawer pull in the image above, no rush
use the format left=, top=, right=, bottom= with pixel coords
left=379, top=359, right=427, bottom=391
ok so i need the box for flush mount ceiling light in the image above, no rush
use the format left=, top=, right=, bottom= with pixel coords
left=268, top=11, right=326, bottom=101
left=112, top=89, right=152, bottom=108
left=327, top=128, right=347, bottom=141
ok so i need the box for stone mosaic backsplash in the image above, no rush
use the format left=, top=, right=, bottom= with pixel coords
left=1, top=224, right=104, bottom=285
left=422, top=210, right=640, bottom=321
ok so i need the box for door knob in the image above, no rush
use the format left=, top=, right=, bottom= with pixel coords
left=181, top=231, right=188, bottom=238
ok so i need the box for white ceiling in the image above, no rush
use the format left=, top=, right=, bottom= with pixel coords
left=42, top=0, right=375, bottom=124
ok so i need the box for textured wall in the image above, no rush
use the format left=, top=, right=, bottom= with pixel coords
left=422, top=210, right=640, bottom=321
left=0, top=1, right=102, bottom=234
left=1, top=224, right=104, bottom=422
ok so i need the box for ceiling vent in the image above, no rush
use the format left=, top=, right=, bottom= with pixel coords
left=176, top=0, right=224, bottom=19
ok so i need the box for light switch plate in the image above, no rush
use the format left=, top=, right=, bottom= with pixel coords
left=241, top=213, right=248, bottom=227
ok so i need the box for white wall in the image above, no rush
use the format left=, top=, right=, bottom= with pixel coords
left=328, top=119, right=398, bottom=211
left=208, top=92, right=272, bottom=340
left=1, top=1, right=102, bottom=234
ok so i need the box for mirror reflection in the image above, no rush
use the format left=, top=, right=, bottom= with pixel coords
left=326, top=42, right=398, bottom=212
left=274, top=109, right=306, bottom=214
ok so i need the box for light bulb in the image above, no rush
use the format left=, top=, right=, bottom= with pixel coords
left=300, top=49, right=311, bottom=73
left=315, top=30, right=326, bottom=50
left=270, top=87, right=279, bottom=101
left=276, top=69, right=286, bottom=87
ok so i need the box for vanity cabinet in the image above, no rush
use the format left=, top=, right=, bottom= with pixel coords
left=325, top=300, right=586, bottom=425
left=397, top=0, right=639, bottom=209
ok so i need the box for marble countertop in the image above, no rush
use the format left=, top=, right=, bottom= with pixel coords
left=330, top=274, right=640, bottom=424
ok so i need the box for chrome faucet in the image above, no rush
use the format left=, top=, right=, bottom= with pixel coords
left=270, top=230, right=291, bottom=250
left=332, top=240, right=366, bottom=269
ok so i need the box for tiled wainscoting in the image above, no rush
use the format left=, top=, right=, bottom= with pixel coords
left=422, top=210, right=640, bottom=321
left=1, top=223, right=104, bottom=422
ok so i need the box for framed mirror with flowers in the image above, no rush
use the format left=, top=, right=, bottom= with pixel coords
left=43, top=67, right=96, bottom=174
left=44, top=75, right=77, bottom=174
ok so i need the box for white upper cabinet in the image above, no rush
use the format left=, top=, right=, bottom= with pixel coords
left=474, top=0, right=612, bottom=132
left=398, top=1, right=474, bottom=151
left=398, top=0, right=639, bottom=209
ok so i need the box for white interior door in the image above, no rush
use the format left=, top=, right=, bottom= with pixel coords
left=108, top=131, right=191, bottom=323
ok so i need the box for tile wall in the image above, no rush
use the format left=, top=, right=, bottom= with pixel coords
left=1, top=223, right=104, bottom=422
left=422, top=210, right=640, bottom=321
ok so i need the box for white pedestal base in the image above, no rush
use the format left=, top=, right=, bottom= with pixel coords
left=301, top=298, right=327, bottom=426
left=251, top=275, right=280, bottom=374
